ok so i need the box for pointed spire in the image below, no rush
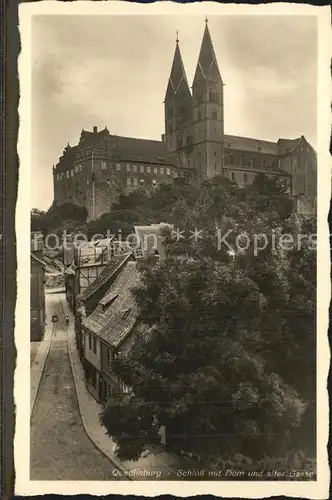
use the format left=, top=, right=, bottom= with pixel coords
left=195, top=20, right=222, bottom=81
left=166, top=36, right=190, bottom=96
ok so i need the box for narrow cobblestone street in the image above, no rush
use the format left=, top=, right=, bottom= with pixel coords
left=30, top=294, right=124, bottom=481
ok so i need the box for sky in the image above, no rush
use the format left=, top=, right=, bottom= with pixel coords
left=31, top=14, right=318, bottom=210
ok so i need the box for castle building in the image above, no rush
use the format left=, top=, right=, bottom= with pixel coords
left=53, top=20, right=317, bottom=220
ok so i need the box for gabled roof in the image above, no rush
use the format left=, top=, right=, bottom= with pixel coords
left=83, top=261, right=141, bottom=348
left=224, top=134, right=279, bottom=155
left=277, top=137, right=303, bottom=155
left=81, top=252, right=133, bottom=302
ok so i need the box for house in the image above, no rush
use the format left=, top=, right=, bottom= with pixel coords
left=64, top=237, right=123, bottom=312
left=134, top=223, right=172, bottom=260
left=82, top=260, right=142, bottom=402
left=30, top=253, right=46, bottom=341
left=74, top=251, right=134, bottom=360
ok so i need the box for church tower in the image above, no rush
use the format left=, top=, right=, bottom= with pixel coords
left=191, top=19, right=224, bottom=180
left=164, top=34, right=194, bottom=175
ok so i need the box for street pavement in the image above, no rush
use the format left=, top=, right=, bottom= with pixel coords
left=30, top=294, right=124, bottom=481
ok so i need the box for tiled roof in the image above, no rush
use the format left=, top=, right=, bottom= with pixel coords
left=117, top=321, right=152, bottom=357
left=78, top=128, right=175, bottom=166
left=83, top=261, right=141, bottom=347
left=115, top=135, right=175, bottom=165
left=81, top=252, right=133, bottom=302
left=277, top=137, right=303, bottom=155
left=224, top=134, right=279, bottom=155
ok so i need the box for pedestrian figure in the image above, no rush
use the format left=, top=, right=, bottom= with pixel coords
left=66, top=315, right=69, bottom=327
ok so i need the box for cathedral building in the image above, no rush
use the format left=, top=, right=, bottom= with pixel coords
left=53, top=20, right=317, bottom=221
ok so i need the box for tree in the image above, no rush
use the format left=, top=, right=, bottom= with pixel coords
left=31, top=208, right=47, bottom=232
left=100, top=175, right=314, bottom=464
left=101, top=257, right=305, bottom=463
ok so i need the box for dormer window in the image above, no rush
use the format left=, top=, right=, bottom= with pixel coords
left=100, top=292, right=118, bottom=312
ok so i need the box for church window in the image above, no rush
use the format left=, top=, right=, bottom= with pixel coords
left=140, top=165, right=144, bottom=173
left=116, top=163, right=121, bottom=171
left=160, top=167, right=164, bottom=175
left=126, top=164, right=131, bottom=172
left=212, top=109, right=218, bottom=120
left=147, top=166, right=151, bottom=173
left=166, top=168, right=171, bottom=176
left=154, top=167, right=158, bottom=174
left=133, top=178, right=138, bottom=186
left=152, top=180, right=157, bottom=187
left=132, top=165, right=137, bottom=172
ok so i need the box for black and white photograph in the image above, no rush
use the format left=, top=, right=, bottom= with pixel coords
left=16, top=1, right=330, bottom=497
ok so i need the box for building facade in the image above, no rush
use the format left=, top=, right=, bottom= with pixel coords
left=31, top=253, right=46, bottom=342
left=52, top=20, right=317, bottom=220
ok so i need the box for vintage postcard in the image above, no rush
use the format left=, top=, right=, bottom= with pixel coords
left=16, top=1, right=330, bottom=497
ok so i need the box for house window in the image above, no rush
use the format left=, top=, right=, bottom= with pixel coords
left=213, top=162, right=217, bottom=171
left=87, top=179, right=89, bottom=185
left=116, top=163, right=121, bottom=171
left=198, top=110, right=202, bottom=120
left=147, top=166, right=151, bottom=173
left=213, top=151, right=217, bottom=156
left=168, top=107, right=173, bottom=119
left=92, top=336, right=97, bottom=354
left=166, top=168, right=171, bottom=176
left=160, top=167, right=164, bottom=175
left=101, top=161, right=107, bottom=170
left=88, top=333, right=92, bottom=350
left=133, top=177, right=138, bottom=186
left=244, top=173, right=248, bottom=184
left=71, top=169, right=74, bottom=177
left=212, top=109, right=217, bottom=120
left=126, top=164, right=131, bottom=172
left=169, top=124, right=173, bottom=133
left=140, top=165, right=144, bottom=173
left=231, top=172, right=235, bottom=181
left=66, top=171, right=69, bottom=179
left=132, top=165, right=137, bottom=172
left=152, top=179, right=157, bottom=187
left=127, top=177, right=132, bottom=186
left=154, top=167, right=158, bottom=174
left=140, top=179, right=145, bottom=186
left=230, top=156, right=234, bottom=165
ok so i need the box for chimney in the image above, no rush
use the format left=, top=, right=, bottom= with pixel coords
left=93, top=126, right=98, bottom=134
